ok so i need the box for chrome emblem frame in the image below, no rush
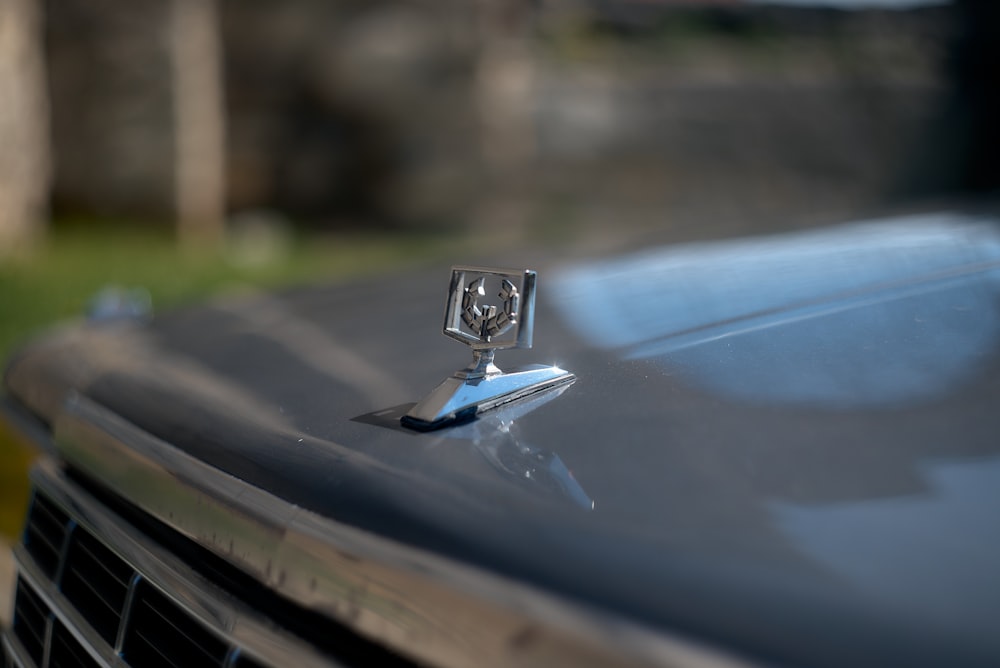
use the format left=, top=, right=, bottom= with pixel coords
left=445, top=267, right=532, bottom=349
left=402, top=266, right=574, bottom=430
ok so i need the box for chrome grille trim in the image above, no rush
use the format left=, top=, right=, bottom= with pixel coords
left=22, top=462, right=339, bottom=668
left=11, top=579, right=51, bottom=666
left=4, top=632, right=34, bottom=668
left=50, top=616, right=102, bottom=668
left=59, top=528, right=132, bottom=646
left=50, top=393, right=754, bottom=668
left=7, top=564, right=117, bottom=668
left=121, top=578, right=231, bottom=667
left=21, top=494, right=70, bottom=582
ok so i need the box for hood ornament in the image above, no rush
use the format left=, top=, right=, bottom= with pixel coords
left=402, top=266, right=575, bottom=431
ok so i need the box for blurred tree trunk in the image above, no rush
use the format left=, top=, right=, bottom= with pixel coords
left=475, top=0, right=535, bottom=173
left=170, top=0, right=226, bottom=249
left=473, top=0, right=536, bottom=236
left=0, top=0, right=49, bottom=257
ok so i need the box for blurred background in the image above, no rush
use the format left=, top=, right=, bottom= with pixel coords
left=4, top=0, right=999, bottom=258
left=0, top=0, right=998, bottom=605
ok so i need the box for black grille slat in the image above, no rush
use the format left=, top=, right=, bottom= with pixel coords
left=23, top=494, right=70, bottom=580
left=61, top=529, right=133, bottom=646
left=26, top=521, right=63, bottom=564
left=74, top=538, right=132, bottom=590
left=12, top=579, right=49, bottom=667
left=31, top=495, right=69, bottom=534
left=49, top=619, right=100, bottom=668
left=233, top=656, right=268, bottom=668
left=123, top=582, right=229, bottom=668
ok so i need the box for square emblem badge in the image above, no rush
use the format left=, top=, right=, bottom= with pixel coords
left=443, top=266, right=536, bottom=351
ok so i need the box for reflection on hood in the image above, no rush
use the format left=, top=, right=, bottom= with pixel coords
left=771, top=456, right=1000, bottom=640
left=552, top=212, right=1000, bottom=408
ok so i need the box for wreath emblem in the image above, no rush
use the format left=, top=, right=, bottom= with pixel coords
left=461, top=277, right=520, bottom=341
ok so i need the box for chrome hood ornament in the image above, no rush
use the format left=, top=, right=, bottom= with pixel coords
left=402, top=266, right=575, bottom=430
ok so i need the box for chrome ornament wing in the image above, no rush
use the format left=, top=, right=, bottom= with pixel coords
left=402, top=266, right=574, bottom=431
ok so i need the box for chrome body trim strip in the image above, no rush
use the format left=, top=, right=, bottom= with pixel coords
left=14, top=546, right=122, bottom=667
left=28, top=461, right=338, bottom=668
left=52, top=393, right=752, bottom=668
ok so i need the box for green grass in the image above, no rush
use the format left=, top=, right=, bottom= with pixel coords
left=0, top=223, right=463, bottom=539
left=0, top=421, right=34, bottom=539
left=0, top=225, right=462, bottom=361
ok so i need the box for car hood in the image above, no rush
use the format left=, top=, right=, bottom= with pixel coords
left=6, top=211, right=1000, bottom=667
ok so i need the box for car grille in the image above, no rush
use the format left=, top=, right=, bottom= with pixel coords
left=9, top=489, right=271, bottom=668
left=5, top=473, right=353, bottom=668
left=10, top=574, right=103, bottom=668
left=60, top=529, right=132, bottom=647
left=12, top=579, right=50, bottom=667
left=22, top=494, right=69, bottom=582
left=122, top=581, right=230, bottom=668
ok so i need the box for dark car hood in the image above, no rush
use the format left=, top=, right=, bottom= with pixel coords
left=7, top=212, right=1000, bottom=667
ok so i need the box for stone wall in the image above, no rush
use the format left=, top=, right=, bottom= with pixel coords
left=41, top=1, right=955, bottom=232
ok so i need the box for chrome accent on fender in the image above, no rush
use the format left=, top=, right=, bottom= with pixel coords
left=24, top=460, right=335, bottom=668
left=404, top=266, right=575, bottom=430
left=54, top=394, right=753, bottom=668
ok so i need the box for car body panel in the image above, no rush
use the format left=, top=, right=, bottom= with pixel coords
left=5, top=212, right=1000, bottom=666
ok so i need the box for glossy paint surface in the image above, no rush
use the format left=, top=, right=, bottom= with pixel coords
left=6, top=212, right=1000, bottom=667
